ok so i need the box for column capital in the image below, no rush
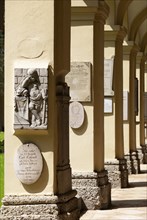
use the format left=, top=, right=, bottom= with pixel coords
left=130, top=44, right=140, bottom=57
left=116, top=26, right=127, bottom=43
left=95, top=1, right=109, bottom=24
left=141, top=54, right=147, bottom=63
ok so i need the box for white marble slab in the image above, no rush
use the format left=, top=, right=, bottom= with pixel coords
left=104, top=59, right=114, bottom=96
left=69, top=101, right=85, bottom=129
left=65, top=62, right=91, bottom=102
left=14, top=143, right=43, bottom=185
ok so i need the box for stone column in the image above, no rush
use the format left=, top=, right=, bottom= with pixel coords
left=129, top=45, right=140, bottom=174
left=106, top=27, right=128, bottom=188
left=93, top=1, right=111, bottom=209
left=140, top=56, right=147, bottom=164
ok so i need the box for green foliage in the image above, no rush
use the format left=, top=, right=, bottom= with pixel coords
left=0, top=132, right=4, bottom=153
left=0, top=153, right=4, bottom=206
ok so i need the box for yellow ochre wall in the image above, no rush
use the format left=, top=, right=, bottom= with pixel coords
left=5, top=1, right=55, bottom=195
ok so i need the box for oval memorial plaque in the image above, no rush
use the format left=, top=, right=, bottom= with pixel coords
left=69, top=101, right=84, bottom=129
left=14, top=143, right=43, bottom=185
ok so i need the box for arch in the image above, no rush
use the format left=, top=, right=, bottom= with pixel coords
left=129, top=8, right=147, bottom=41
left=116, top=0, right=133, bottom=25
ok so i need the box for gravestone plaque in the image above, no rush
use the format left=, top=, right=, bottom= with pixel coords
left=69, top=101, right=84, bottom=129
left=104, top=59, right=114, bottom=96
left=123, top=91, right=128, bottom=121
left=14, top=143, right=43, bottom=185
left=104, top=98, right=113, bottom=113
left=65, top=62, right=91, bottom=102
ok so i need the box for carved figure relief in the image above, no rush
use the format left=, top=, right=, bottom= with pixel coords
left=14, top=68, right=48, bottom=129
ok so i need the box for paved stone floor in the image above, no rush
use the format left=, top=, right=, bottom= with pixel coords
left=80, top=164, right=147, bottom=220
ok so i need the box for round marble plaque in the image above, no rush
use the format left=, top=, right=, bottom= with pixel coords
left=14, top=143, right=43, bottom=185
left=69, top=101, right=84, bottom=129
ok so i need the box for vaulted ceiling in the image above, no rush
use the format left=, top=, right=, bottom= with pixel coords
left=115, top=0, right=147, bottom=55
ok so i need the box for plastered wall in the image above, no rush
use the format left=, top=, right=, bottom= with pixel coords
left=70, top=21, right=94, bottom=171
left=5, top=1, right=55, bottom=195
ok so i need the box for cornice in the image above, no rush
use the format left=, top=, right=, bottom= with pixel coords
left=123, top=41, right=139, bottom=56
left=71, top=1, right=109, bottom=22
left=104, top=25, right=126, bottom=41
left=71, top=7, right=97, bottom=21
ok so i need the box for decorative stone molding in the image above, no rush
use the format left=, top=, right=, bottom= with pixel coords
left=105, top=159, right=128, bottom=188
left=72, top=170, right=111, bottom=210
left=0, top=192, right=80, bottom=220
left=94, top=1, right=109, bottom=24
left=116, top=26, right=127, bottom=43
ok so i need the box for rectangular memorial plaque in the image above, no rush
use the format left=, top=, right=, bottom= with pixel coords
left=123, top=91, right=128, bottom=121
left=104, top=98, right=113, bottom=113
left=104, top=59, right=114, bottom=96
left=65, top=62, right=91, bottom=102
left=135, top=77, right=138, bottom=115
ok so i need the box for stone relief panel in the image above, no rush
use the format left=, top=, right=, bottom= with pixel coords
left=14, top=68, right=48, bottom=129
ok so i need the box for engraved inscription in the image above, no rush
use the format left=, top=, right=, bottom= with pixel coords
left=14, top=143, right=43, bottom=185
left=69, top=101, right=84, bottom=129
left=104, top=59, right=114, bottom=96
left=65, top=62, right=91, bottom=102
left=123, top=91, right=128, bottom=121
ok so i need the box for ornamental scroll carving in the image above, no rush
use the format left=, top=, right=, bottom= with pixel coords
left=14, top=68, right=48, bottom=129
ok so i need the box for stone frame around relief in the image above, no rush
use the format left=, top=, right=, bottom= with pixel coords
left=65, top=62, right=92, bottom=102
left=14, top=68, right=48, bottom=130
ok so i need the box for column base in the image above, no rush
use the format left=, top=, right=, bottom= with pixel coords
left=0, top=191, right=80, bottom=220
left=125, top=151, right=140, bottom=174
left=105, top=159, right=128, bottom=188
left=141, top=145, right=147, bottom=164
left=72, top=170, right=111, bottom=210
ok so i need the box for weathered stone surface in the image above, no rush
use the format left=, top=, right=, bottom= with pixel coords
left=141, top=145, right=147, bottom=164
left=69, top=101, right=84, bottom=129
left=105, top=159, right=128, bottom=188
left=72, top=171, right=111, bottom=210
left=125, top=151, right=140, bottom=174
left=0, top=192, right=80, bottom=220
left=14, top=143, right=43, bottom=185
left=65, top=62, right=92, bottom=102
